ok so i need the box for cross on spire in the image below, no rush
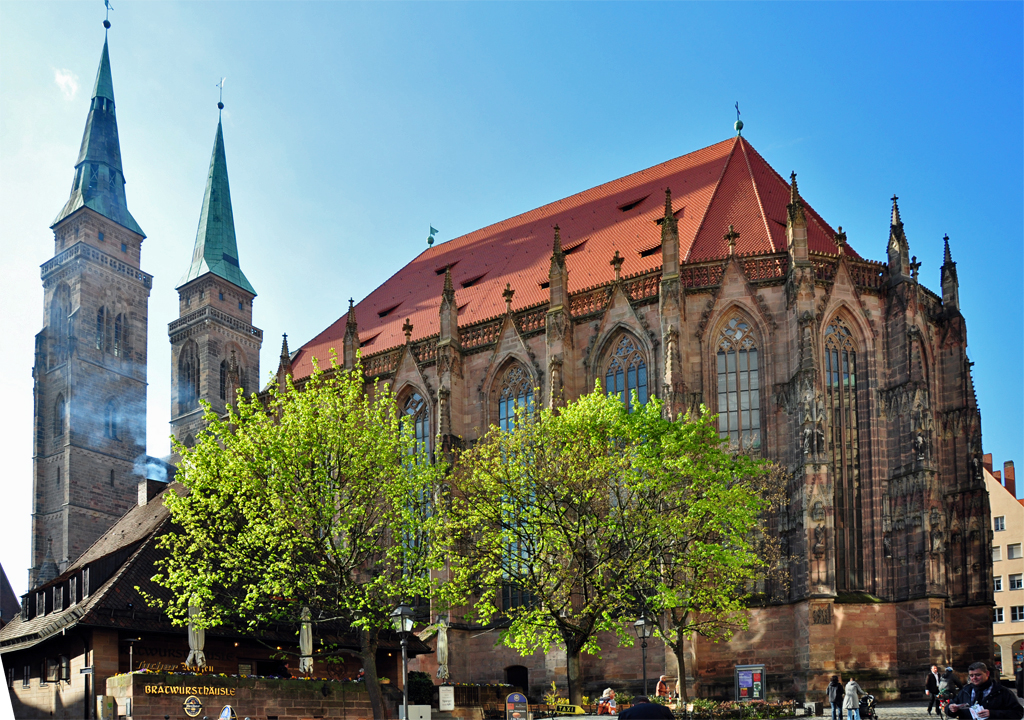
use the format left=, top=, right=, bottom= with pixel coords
left=502, top=283, right=515, bottom=313
left=403, top=318, right=413, bottom=343
left=610, top=250, right=624, bottom=280
left=724, top=225, right=740, bottom=255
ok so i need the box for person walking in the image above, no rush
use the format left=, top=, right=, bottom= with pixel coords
left=597, top=688, right=617, bottom=716
left=656, top=675, right=671, bottom=699
left=827, top=675, right=844, bottom=720
left=927, top=665, right=943, bottom=714
left=844, top=677, right=866, bottom=720
left=946, top=662, right=1023, bottom=720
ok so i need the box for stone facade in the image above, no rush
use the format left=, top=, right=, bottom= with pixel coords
left=30, top=41, right=152, bottom=586
left=287, top=141, right=993, bottom=702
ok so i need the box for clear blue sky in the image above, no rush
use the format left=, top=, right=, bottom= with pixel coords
left=1, top=2, right=1021, bottom=597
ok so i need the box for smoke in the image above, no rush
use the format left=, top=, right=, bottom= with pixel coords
left=53, top=69, right=79, bottom=100
left=133, top=454, right=168, bottom=483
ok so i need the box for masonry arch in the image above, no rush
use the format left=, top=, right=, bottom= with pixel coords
left=396, top=382, right=432, bottom=457
left=486, top=356, right=537, bottom=431
left=177, top=340, right=201, bottom=414
left=706, top=305, right=767, bottom=454
left=595, top=329, right=651, bottom=412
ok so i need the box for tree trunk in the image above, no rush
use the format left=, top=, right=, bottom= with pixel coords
left=674, top=626, right=689, bottom=703
left=360, top=628, right=388, bottom=720
left=566, top=645, right=584, bottom=705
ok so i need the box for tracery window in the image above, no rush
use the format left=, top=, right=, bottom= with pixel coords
left=716, top=316, right=761, bottom=451
left=604, top=334, right=648, bottom=412
left=178, top=341, right=200, bottom=413
left=403, top=392, right=430, bottom=456
left=54, top=395, right=65, bottom=438
left=49, top=284, right=71, bottom=364
left=497, top=364, right=534, bottom=432
left=825, top=317, right=863, bottom=591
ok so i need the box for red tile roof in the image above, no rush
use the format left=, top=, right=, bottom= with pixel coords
left=293, top=136, right=857, bottom=379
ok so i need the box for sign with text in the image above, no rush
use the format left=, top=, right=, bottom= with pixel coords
left=734, top=664, right=765, bottom=701
left=506, top=692, right=529, bottom=720
left=439, top=685, right=455, bottom=712
left=183, top=695, right=203, bottom=718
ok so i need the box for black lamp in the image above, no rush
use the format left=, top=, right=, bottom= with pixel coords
left=633, top=614, right=653, bottom=696
left=391, top=602, right=415, bottom=720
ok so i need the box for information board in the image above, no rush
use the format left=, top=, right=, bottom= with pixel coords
left=734, top=664, right=765, bottom=701
left=506, top=692, right=529, bottom=720
left=439, top=686, right=455, bottom=712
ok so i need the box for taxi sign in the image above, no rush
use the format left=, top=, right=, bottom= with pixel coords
left=551, top=703, right=585, bottom=715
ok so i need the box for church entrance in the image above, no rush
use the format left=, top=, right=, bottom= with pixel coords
left=505, top=665, right=529, bottom=696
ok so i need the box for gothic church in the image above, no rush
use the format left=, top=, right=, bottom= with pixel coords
left=28, top=24, right=992, bottom=701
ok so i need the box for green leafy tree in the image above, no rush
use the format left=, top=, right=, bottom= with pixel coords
left=434, top=387, right=672, bottom=704
left=147, top=357, right=443, bottom=719
left=633, top=413, right=787, bottom=702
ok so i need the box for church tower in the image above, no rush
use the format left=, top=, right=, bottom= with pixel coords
left=31, top=28, right=151, bottom=587
left=169, top=109, right=261, bottom=451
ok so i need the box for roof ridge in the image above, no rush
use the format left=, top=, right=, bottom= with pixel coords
left=738, top=137, right=779, bottom=252
left=684, top=136, right=739, bottom=262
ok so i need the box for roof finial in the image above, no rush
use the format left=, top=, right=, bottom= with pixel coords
left=103, top=0, right=112, bottom=31
left=553, top=224, right=563, bottom=255
left=403, top=318, right=413, bottom=344
left=943, top=233, right=952, bottom=265
left=428, top=226, right=439, bottom=247
left=346, top=298, right=357, bottom=328
left=610, top=250, right=624, bottom=280
left=910, top=255, right=921, bottom=282
left=734, top=102, right=743, bottom=136
left=790, top=172, right=800, bottom=203
left=834, top=226, right=847, bottom=251
left=442, top=266, right=455, bottom=299
left=664, top=187, right=673, bottom=217
left=217, top=77, right=226, bottom=117
left=725, top=225, right=740, bottom=256
left=502, top=283, right=515, bottom=314
left=890, top=194, right=902, bottom=227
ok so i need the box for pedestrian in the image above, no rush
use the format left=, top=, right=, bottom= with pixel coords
left=827, top=675, right=844, bottom=720
left=656, top=675, right=671, bottom=699
left=844, top=677, right=866, bottom=720
left=946, top=662, right=1023, bottom=720
left=597, top=688, right=617, bottom=716
left=1015, top=661, right=1022, bottom=699
left=618, top=696, right=674, bottom=720
left=927, top=665, right=943, bottom=714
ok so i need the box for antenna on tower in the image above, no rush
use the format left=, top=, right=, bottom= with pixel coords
left=734, top=102, right=743, bottom=136
left=217, top=77, right=226, bottom=116
left=103, top=0, right=113, bottom=31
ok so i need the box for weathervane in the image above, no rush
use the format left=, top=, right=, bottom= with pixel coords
left=217, top=77, right=226, bottom=116
left=103, top=0, right=113, bottom=32
left=734, top=102, right=743, bottom=136
left=427, top=226, right=439, bottom=247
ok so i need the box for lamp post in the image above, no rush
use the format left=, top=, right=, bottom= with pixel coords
left=390, top=602, right=415, bottom=720
left=633, top=615, right=652, bottom=696
left=124, top=638, right=142, bottom=673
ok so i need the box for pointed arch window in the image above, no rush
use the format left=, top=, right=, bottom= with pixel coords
left=219, top=359, right=228, bottom=400
left=716, top=316, right=761, bottom=452
left=604, top=334, right=648, bottom=412
left=49, top=284, right=71, bottom=364
left=178, top=341, right=200, bottom=413
left=825, top=317, right=863, bottom=591
left=497, top=364, right=534, bottom=432
left=95, top=307, right=107, bottom=351
left=403, top=392, right=430, bottom=456
left=54, top=394, right=65, bottom=438
left=104, top=401, right=118, bottom=440
left=113, top=313, right=125, bottom=358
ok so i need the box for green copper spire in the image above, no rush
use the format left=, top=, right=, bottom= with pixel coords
left=52, top=37, right=144, bottom=236
left=177, top=119, right=256, bottom=294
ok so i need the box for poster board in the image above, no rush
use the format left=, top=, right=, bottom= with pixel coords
left=439, top=686, right=455, bottom=712
left=734, top=664, right=765, bottom=701
left=506, top=692, right=529, bottom=720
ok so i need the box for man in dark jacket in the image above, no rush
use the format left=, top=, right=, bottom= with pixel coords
left=618, top=696, right=674, bottom=720
left=827, top=675, right=844, bottom=720
left=947, top=662, right=1024, bottom=720
left=927, top=665, right=943, bottom=714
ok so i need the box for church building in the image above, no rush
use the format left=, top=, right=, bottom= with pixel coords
left=13, top=14, right=995, bottom=711
left=285, top=130, right=993, bottom=698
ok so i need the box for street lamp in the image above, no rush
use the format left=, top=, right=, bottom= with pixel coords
left=390, top=602, right=415, bottom=720
left=633, top=615, right=652, bottom=696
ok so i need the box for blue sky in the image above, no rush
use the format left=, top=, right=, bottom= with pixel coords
left=0, top=2, right=1021, bottom=596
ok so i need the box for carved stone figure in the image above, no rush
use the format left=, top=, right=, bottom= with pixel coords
left=812, top=524, right=826, bottom=558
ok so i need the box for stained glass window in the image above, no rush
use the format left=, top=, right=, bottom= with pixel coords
left=825, top=317, right=863, bottom=591
left=497, top=364, right=534, bottom=432
left=716, top=317, right=761, bottom=451
left=604, top=335, right=648, bottom=412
